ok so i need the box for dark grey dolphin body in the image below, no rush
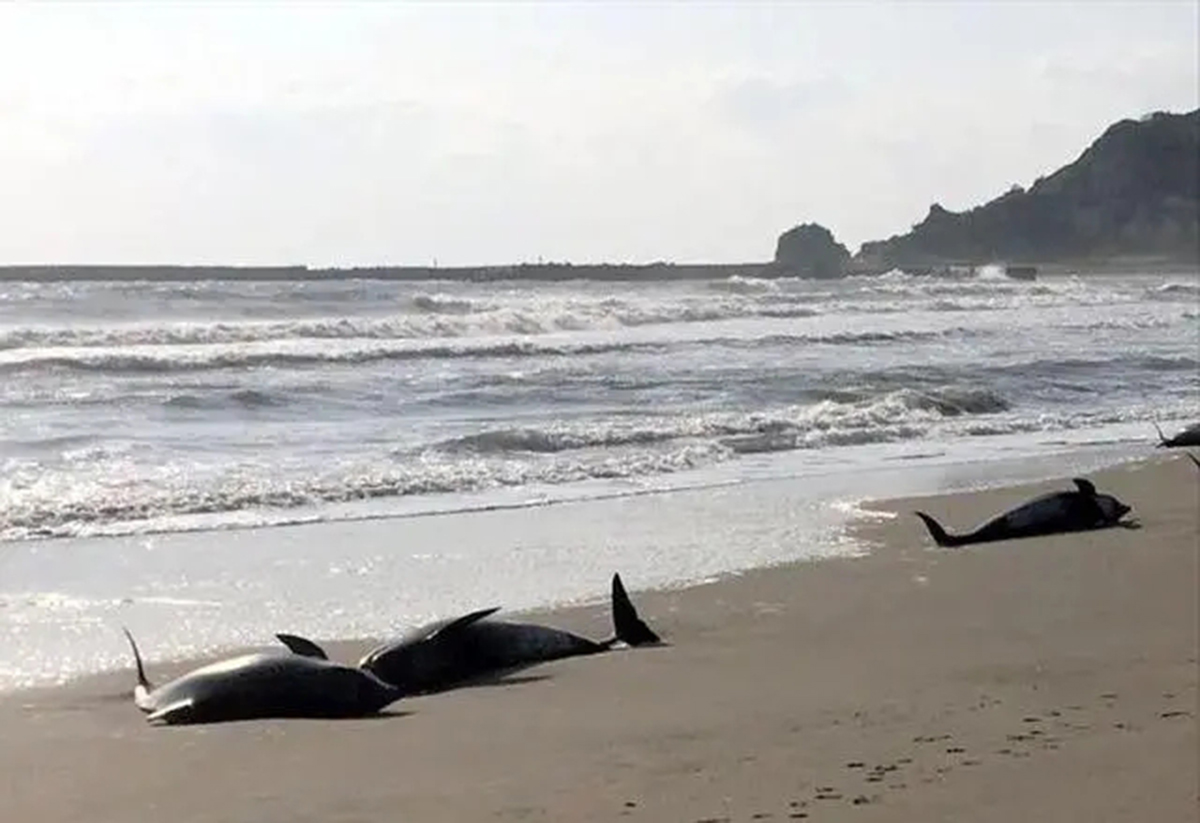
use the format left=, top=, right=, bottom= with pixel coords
left=915, top=478, right=1133, bottom=548
left=1155, top=422, right=1200, bottom=448
left=277, top=573, right=661, bottom=696
left=123, top=629, right=400, bottom=725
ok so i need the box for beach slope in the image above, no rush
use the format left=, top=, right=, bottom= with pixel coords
left=1, top=455, right=1195, bottom=822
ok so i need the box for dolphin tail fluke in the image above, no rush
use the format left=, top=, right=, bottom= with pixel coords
left=914, top=511, right=967, bottom=548
left=610, top=573, right=661, bottom=647
left=121, top=626, right=155, bottom=711
left=275, top=633, right=330, bottom=660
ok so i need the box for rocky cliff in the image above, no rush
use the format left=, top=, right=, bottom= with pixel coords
left=852, top=109, right=1199, bottom=270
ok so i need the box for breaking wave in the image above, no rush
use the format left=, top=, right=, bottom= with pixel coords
left=0, top=325, right=989, bottom=376
left=431, top=386, right=1011, bottom=457
left=0, top=385, right=1012, bottom=541
left=0, top=294, right=826, bottom=352
left=1148, top=281, right=1200, bottom=298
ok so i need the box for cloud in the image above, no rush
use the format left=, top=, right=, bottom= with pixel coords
left=0, top=2, right=1196, bottom=264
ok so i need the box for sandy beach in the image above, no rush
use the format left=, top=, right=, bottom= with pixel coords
left=1, top=454, right=1196, bottom=822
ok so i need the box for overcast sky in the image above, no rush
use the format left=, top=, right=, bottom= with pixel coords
left=1, top=1, right=1196, bottom=266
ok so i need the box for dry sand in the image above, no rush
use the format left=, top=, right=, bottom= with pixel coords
left=1, top=454, right=1196, bottom=822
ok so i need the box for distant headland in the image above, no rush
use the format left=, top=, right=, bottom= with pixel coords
left=778, top=108, right=1199, bottom=278
left=2, top=108, right=1195, bottom=283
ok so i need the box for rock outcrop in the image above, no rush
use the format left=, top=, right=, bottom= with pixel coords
left=773, top=223, right=850, bottom=278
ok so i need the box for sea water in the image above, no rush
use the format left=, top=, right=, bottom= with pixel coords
left=0, top=270, right=1195, bottom=689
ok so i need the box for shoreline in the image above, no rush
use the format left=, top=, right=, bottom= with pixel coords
left=0, top=445, right=1161, bottom=695
left=1, top=452, right=1195, bottom=821
left=0, top=443, right=1151, bottom=695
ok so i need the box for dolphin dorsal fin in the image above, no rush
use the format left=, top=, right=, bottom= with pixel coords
left=275, top=633, right=329, bottom=660
left=1072, top=478, right=1097, bottom=496
left=428, top=606, right=501, bottom=640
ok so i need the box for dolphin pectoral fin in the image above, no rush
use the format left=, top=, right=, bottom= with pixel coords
left=275, top=633, right=329, bottom=660
left=147, top=698, right=197, bottom=725
left=1072, top=478, right=1097, bottom=496
left=1187, top=452, right=1200, bottom=471
left=121, top=627, right=156, bottom=711
left=611, top=573, right=661, bottom=647
left=429, top=606, right=502, bottom=640
left=1153, top=422, right=1168, bottom=447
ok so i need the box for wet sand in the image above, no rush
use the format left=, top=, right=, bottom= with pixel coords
left=1, top=454, right=1196, bottom=822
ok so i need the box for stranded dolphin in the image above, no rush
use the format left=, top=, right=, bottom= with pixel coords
left=122, top=628, right=400, bottom=725
left=1154, top=421, right=1200, bottom=449
left=276, top=573, right=661, bottom=696
left=914, top=478, right=1133, bottom=548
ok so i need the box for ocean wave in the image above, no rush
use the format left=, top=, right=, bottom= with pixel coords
left=0, top=294, right=828, bottom=352
left=781, top=328, right=969, bottom=345
left=1148, top=281, right=1200, bottom=298
left=434, top=427, right=676, bottom=455
left=0, top=384, right=1013, bottom=540
left=411, top=293, right=480, bottom=314
left=429, top=386, right=1010, bottom=457
left=0, top=322, right=992, bottom=376
left=1059, top=317, right=1176, bottom=332
left=0, top=433, right=105, bottom=456
left=0, top=274, right=1144, bottom=352
left=163, top=389, right=286, bottom=411
left=0, top=339, right=673, bottom=375
left=706, top=275, right=782, bottom=294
